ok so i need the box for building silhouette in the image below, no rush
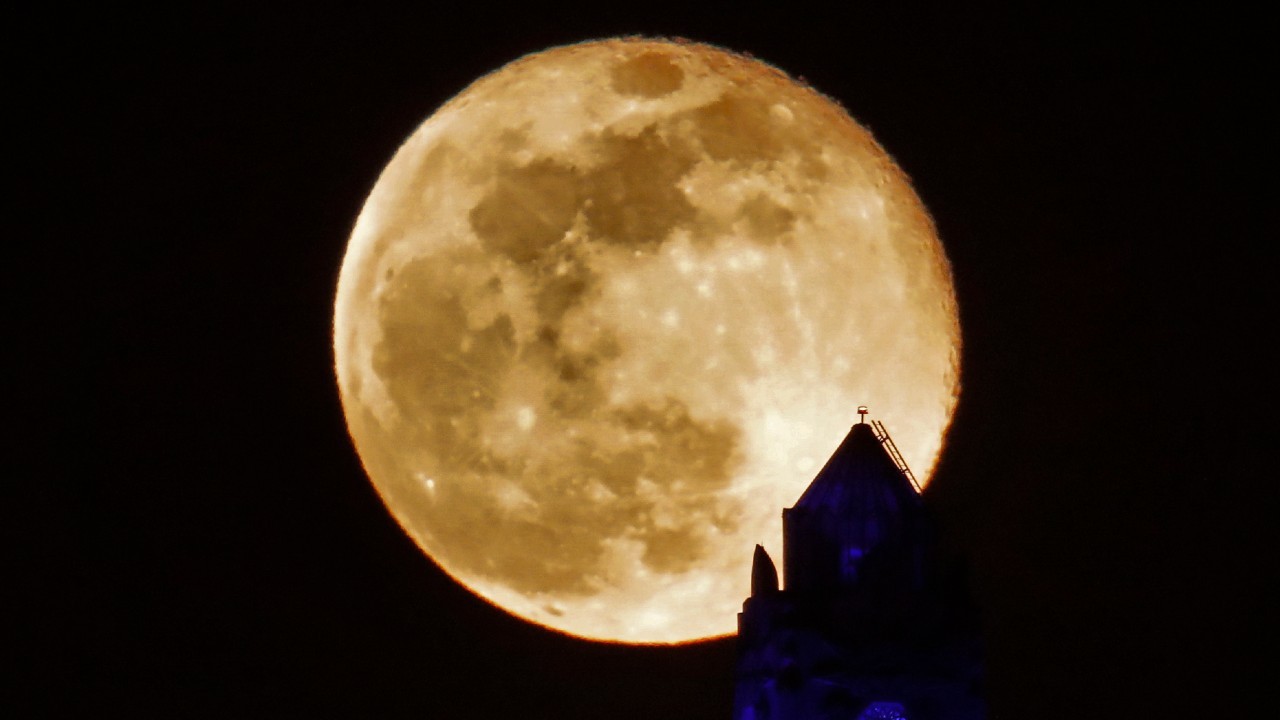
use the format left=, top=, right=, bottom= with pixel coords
left=733, top=412, right=985, bottom=720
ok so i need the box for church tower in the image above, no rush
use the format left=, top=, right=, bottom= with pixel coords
left=734, top=411, right=985, bottom=720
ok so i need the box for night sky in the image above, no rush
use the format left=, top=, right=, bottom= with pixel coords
left=18, top=4, right=1266, bottom=718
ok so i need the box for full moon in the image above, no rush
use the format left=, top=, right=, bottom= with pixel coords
left=334, top=38, right=959, bottom=643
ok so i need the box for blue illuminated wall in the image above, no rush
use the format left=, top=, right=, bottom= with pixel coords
left=733, top=422, right=985, bottom=720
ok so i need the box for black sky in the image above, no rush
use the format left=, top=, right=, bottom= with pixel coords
left=17, top=3, right=1268, bottom=718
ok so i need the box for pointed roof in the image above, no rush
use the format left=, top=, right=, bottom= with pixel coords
left=791, top=422, right=921, bottom=520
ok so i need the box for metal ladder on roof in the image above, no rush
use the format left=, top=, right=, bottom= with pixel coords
left=871, top=420, right=922, bottom=493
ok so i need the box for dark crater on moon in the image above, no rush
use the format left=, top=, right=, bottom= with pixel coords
left=610, top=51, right=685, bottom=98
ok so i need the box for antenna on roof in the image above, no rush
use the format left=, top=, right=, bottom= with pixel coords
left=857, top=405, right=868, bottom=424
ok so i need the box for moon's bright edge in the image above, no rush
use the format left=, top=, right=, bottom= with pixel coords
left=334, top=39, right=960, bottom=643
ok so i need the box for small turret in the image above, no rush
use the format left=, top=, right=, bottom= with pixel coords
left=750, top=544, right=779, bottom=597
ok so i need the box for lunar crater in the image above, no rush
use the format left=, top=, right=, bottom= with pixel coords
left=610, top=51, right=686, bottom=98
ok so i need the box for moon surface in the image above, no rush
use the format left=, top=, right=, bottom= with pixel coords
left=334, top=38, right=959, bottom=643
